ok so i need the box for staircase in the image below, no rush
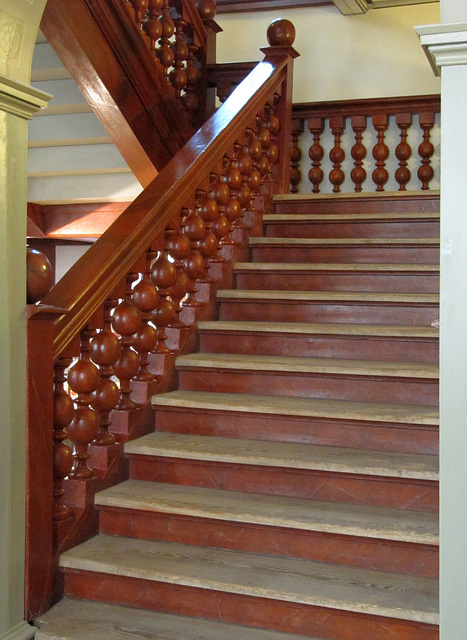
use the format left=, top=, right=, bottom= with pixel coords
left=35, top=193, right=439, bottom=640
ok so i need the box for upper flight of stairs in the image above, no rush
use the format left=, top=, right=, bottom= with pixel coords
left=36, top=194, right=440, bottom=640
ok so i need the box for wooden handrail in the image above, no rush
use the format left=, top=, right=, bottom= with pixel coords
left=43, top=51, right=295, bottom=360
left=292, top=94, right=441, bottom=119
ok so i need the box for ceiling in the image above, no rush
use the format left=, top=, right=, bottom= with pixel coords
left=216, top=0, right=439, bottom=16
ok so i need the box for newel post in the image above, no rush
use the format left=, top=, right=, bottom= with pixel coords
left=26, top=298, right=66, bottom=618
left=261, top=19, right=299, bottom=194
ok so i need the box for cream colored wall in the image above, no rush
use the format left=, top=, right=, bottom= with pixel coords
left=0, top=0, right=48, bottom=638
left=216, top=4, right=441, bottom=102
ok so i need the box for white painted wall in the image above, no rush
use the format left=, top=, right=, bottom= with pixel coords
left=216, top=4, right=441, bottom=103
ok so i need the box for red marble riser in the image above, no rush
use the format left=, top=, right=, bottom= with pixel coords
left=63, top=571, right=439, bottom=640
left=264, top=221, right=440, bottom=239
left=98, top=508, right=438, bottom=578
left=154, top=408, right=439, bottom=455
left=273, top=197, right=439, bottom=216
left=250, top=247, right=439, bottom=264
left=199, top=332, right=439, bottom=364
left=129, top=457, right=439, bottom=511
left=234, top=272, right=439, bottom=294
left=177, top=369, right=439, bottom=407
left=219, top=301, right=439, bottom=326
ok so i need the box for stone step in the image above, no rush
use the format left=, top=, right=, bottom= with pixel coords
left=126, top=432, right=438, bottom=510
left=176, top=353, right=439, bottom=406
left=96, top=479, right=438, bottom=576
left=249, top=237, right=439, bottom=264
left=59, top=535, right=438, bottom=639
left=217, top=289, right=439, bottom=325
left=198, top=321, right=439, bottom=363
left=263, top=212, right=440, bottom=238
left=35, top=599, right=324, bottom=640
left=234, top=262, right=439, bottom=293
left=152, top=390, right=439, bottom=454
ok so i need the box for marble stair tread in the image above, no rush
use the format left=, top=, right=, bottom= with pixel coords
left=96, top=479, right=439, bottom=544
left=197, top=321, right=439, bottom=338
left=234, top=262, right=439, bottom=272
left=59, top=535, right=439, bottom=624
left=152, top=390, right=439, bottom=425
left=36, top=598, right=322, bottom=640
left=125, top=432, right=438, bottom=480
left=249, top=237, right=439, bottom=246
left=217, top=289, right=439, bottom=303
left=263, top=212, right=440, bottom=222
left=175, top=352, right=439, bottom=379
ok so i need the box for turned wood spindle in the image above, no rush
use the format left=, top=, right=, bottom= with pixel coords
left=245, top=128, right=263, bottom=195
left=224, top=155, right=244, bottom=231
left=183, top=44, right=200, bottom=115
left=52, top=358, right=74, bottom=520
left=157, top=0, right=175, bottom=76
left=350, top=115, right=367, bottom=193
left=165, top=224, right=191, bottom=324
left=151, top=246, right=177, bottom=350
left=395, top=113, right=412, bottom=192
left=112, top=275, right=143, bottom=411
left=129, top=0, right=149, bottom=29
left=67, top=329, right=101, bottom=479
left=182, top=206, right=209, bottom=307
left=234, top=142, right=254, bottom=224
left=308, top=117, right=324, bottom=194
left=372, top=114, right=389, bottom=192
left=132, top=252, right=160, bottom=381
left=290, top=119, right=303, bottom=194
left=90, top=299, right=121, bottom=446
left=196, top=189, right=220, bottom=270
left=418, top=112, right=435, bottom=190
left=329, top=115, right=346, bottom=194
left=255, top=115, right=271, bottom=180
left=170, top=19, right=188, bottom=97
left=143, top=0, right=163, bottom=51
left=209, top=172, right=230, bottom=258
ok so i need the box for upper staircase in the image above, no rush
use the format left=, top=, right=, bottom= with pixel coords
left=35, top=192, right=439, bottom=640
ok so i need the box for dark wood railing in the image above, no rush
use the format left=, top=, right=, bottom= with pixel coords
left=26, top=19, right=297, bottom=619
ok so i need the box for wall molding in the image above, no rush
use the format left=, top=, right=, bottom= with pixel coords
left=0, top=73, right=51, bottom=119
left=0, top=622, right=37, bottom=640
left=416, top=22, right=467, bottom=76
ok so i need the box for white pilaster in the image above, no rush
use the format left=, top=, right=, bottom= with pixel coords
left=416, top=22, right=467, bottom=640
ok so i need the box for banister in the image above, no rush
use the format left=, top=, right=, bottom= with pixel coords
left=42, top=50, right=296, bottom=360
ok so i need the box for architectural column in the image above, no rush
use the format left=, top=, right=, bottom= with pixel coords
left=417, top=21, right=467, bottom=640
left=0, top=1, right=50, bottom=637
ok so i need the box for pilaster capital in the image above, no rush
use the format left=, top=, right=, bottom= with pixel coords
left=416, top=23, right=467, bottom=76
left=0, top=73, right=51, bottom=119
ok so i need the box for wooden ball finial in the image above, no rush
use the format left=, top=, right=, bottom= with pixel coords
left=27, top=246, right=54, bottom=303
left=267, top=19, right=296, bottom=47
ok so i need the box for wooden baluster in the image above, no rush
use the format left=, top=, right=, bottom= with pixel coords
left=112, top=275, right=143, bottom=410
left=395, top=113, right=412, bottom=192
left=165, top=224, right=191, bottom=324
left=308, top=117, right=324, bottom=193
left=170, top=19, right=188, bottom=98
left=52, top=358, right=74, bottom=520
left=67, top=328, right=101, bottom=479
left=329, top=115, right=346, bottom=193
left=418, top=112, right=435, bottom=190
left=129, top=0, right=149, bottom=30
left=183, top=44, right=200, bottom=115
left=290, top=119, right=303, bottom=194
left=209, top=172, right=230, bottom=257
left=143, top=0, right=163, bottom=51
left=350, top=115, right=367, bottom=193
left=132, top=253, right=159, bottom=381
left=264, top=101, right=280, bottom=167
left=182, top=206, right=209, bottom=306
left=151, top=247, right=177, bottom=350
left=256, top=116, right=271, bottom=181
left=245, top=127, right=263, bottom=195
left=372, top=114, right=389, bottom=192
left=196, top=189, right=220, bottom=272
left=157, top=0, right=175, bottom=77
left=234, top=142, right=254, bottom=223
left=90, top=300, right=121, bottom=445
left=224, top=155, right=244, bottom=231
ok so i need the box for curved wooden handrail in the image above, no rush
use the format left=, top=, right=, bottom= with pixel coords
left=43, top=51, right=293, bottom=360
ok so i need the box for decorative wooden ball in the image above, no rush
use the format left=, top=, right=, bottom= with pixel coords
left=27, top=247, right=54, bottom=303
left=267, top=19, right=296, bottom=47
